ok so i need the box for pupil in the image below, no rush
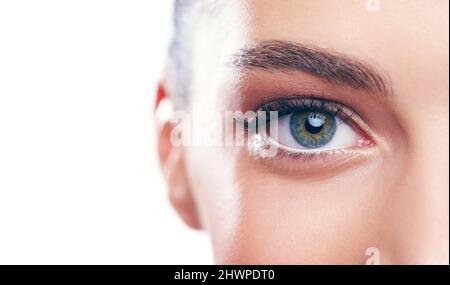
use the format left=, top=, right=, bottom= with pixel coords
left=289, top=111, right=337, bottom=149
left=305, top=114, right=324, bottom=134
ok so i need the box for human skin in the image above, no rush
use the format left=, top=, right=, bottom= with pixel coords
left=156, top=0, right=449, bottom=264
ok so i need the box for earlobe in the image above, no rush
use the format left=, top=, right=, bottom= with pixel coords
left=155, top=83, right=202, bottom=230
left=165, top=148, right=202, bottom=230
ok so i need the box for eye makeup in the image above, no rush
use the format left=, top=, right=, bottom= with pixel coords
left=233, top=95, right=379, bottom=177
left=260, top=96, right=374, bottom=142
left=219, top=67, right=399, bottom=177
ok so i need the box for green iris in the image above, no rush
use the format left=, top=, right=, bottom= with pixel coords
left=289, top=111, right=337, bottom=148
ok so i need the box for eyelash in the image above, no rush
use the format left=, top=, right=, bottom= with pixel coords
left=234, top=96, right=374, bottom=163
left=260, top=96, right=355, bottom=125
left=237, top=96, right=360, bottom=132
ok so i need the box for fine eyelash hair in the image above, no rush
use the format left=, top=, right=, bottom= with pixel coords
left=259, top=96, right=355, bottom=125
left=233, top=96, right=359, bottom=145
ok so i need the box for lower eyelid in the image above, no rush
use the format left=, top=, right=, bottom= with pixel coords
left=251, top=132, right=372, bottom=156
left=246, top=141, right=379, bottom=178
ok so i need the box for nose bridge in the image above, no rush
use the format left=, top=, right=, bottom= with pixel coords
left=389, top=106, right=449, bottom=264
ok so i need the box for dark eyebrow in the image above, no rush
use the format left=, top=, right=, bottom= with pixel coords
left=231, top=40, right=389, bottom=95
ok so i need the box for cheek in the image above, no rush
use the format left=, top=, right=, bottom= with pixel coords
left=186, top=146, right=396, bottom=264
left=184, top=146, right=244, bottom=260
left=216, top=154, right=390, bottom=264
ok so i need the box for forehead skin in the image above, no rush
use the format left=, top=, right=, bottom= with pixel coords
left=248, top=0, right=449, bottom=104
left=183, top=0, right=449, bottom=264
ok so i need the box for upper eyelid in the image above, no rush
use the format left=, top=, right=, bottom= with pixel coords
left=258, top=96, right=357, bottom=124
left=234, top=96, right=372, bottom=140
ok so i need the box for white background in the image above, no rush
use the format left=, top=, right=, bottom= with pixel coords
left=0, top=0, right=212, bottom=264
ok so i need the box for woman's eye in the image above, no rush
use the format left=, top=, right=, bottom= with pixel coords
left=238, top=97, right=375, bottom=161
left=275, top=110, right=366, bottom=152
left=240, top=98, right=376, bottom=174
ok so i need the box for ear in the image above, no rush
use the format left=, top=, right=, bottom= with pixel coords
left=155, top=82, right=202, bottom=230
